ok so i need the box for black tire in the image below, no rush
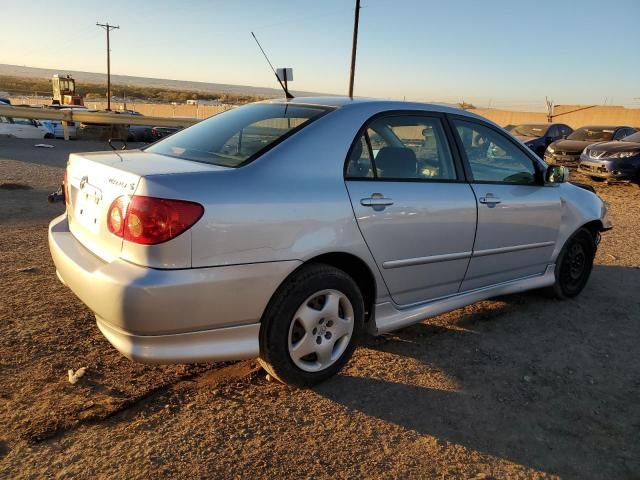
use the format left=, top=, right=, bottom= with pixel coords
left=549, top=228, right=596, bottom=299
left=44, top=133, right=54, bottom=139
left=590, top=176, right=606, bottom=182
left=258, top=264, right=364, bottom=387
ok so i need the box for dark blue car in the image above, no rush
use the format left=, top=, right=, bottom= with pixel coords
left=578, top=130, right=640, bottom=182
left=510, top=123, right=573, bottom=158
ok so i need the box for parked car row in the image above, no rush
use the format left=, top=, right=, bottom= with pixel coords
left=507, top=122, right=640, bottom=182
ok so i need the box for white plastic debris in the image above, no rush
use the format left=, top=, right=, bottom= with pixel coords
left=68, top=367, right=88, bottom=384
left=34, top=144, right=54, bottom=148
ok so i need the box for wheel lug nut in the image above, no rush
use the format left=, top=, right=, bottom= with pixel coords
left=319, top=318, right=324, bottom=324
left=325, top=332, right=332, bottom=340
left=316, top=336, right=321, bottom=344
left=312, top=328, right=317, bottom=335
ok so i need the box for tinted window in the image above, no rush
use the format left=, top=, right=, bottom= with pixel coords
left=453, top=119, right=538, bottom=185
left=346, top=115, right=456, bottom=180
left=345, top=135, right=374, bottom=178
left=547, top=125, right=560, bottom=138
left=146, top=103, right=330, bottom=167
left=614, top=129, right=628, bottom=140
left=560, top=125, right=573, bottom=137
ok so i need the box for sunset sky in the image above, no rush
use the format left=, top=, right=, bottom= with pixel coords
left=3, top=0, right=639, bottom=109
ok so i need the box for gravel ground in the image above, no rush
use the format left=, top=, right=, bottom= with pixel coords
left=1, top=138, right=639, bottom=479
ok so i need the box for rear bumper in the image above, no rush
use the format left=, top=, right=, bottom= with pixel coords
left=96, top=317, right=261, bottom=363
left=49, top=214, right=300, bottom=362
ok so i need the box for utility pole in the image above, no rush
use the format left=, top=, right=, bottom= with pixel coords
left=545, top=96, right=554, bottom=123
left=348, top=0, right=361, bottom=97
left=97, top=22, right=120, bottom=111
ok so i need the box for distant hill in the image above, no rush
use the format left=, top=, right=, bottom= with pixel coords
left=0, top=64, right=324, bottom=98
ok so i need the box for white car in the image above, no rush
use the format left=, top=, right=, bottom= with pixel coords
left=0, top=116, right=51, bottom=139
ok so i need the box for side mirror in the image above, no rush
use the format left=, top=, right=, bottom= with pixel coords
left=545, top=165, right=569, bottom=184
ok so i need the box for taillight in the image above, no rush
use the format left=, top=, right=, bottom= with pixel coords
left=107, top=195, right=204, bottom=245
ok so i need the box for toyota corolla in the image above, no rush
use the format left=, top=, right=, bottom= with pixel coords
left=49, top=97, right=612, bottom=386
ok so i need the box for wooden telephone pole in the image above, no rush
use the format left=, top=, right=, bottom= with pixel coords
left=96, top=22, right=120, bottom=111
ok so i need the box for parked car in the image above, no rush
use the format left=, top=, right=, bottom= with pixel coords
left=545, top=125, right=636, bottom=166
left=0, top=115, right=52, bottom=139
left=40, top=107, right=87, bottom=139
left=151, top=126, right=181, bottom=139
left=127, top=125, right=154, bottom=142
left=509, top=123, right=573, bottom=158
left=49, top=97, right=612, bottom=386
left=578, top=130, right=640, bottom=182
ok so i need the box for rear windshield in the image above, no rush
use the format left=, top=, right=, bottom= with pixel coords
left=145, top=103, right=331, bottom=167
left=511, top=124, right=547, bottom=137
left=567, top=127, right=614, bottom=142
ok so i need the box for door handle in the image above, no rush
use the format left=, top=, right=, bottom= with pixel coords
left=479, top=194, right=501, bottom=207
left=360, top=196, right=394, bottom=207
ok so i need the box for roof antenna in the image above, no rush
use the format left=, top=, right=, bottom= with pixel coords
left=251, top=32, right=294, bottom=99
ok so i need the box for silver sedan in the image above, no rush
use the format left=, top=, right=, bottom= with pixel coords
left=49, top=97, right=612, bottom=386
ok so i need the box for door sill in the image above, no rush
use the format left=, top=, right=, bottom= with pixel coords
left=371, top=265, right=555, bottom=334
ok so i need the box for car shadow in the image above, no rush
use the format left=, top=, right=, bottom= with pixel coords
left=315, top=265, right=640, bottom=479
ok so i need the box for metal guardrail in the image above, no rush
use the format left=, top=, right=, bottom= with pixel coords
left=0, top=104, right=200, bottom=140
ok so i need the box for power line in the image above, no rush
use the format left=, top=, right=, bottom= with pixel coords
left=96, top=22, right=120, bottom=111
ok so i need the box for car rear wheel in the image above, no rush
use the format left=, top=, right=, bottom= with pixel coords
left=258, top=264, right=364, bottom=387
left=549, top=228, right=595, bottom=299
left=590, top=176, right=606, bottom=182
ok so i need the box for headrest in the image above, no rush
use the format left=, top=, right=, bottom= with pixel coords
left=375, top=147, right=417, bottom=178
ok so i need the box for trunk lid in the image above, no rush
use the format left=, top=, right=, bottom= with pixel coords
left=66, top=149, right=223, bottom=263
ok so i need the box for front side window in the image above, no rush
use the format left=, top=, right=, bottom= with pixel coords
left=453, top=119, right=538, bottom=185
left=345, top=115, right=457, bottom=180
left=146, top=103, right=331, bottom=167
left=547, top=125, right=560, bottom=138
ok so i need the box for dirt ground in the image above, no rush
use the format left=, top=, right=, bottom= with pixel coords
left=1, top=138, right=639, bottom=479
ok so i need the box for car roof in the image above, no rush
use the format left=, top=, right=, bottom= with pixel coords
left=577, top=125, right=631, bottom=130
left=261, top=95, right=464, bottom=115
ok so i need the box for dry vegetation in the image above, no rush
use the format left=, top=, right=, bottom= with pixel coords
left=0, top=75, right=268, bottom=105
left=0, top=138, right=639, bottom=479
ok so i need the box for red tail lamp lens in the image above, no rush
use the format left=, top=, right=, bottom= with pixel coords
left=107, top=196, right=204, bottom=245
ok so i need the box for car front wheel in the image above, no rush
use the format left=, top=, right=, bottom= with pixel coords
left=258, top=264, right=364, bottom=387
left=549, top=227, right=596, bottom=299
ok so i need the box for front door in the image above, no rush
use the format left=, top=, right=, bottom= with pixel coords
left=450, top=117, right=561, bottom=291
left=345, top=113, right=477, bottom=306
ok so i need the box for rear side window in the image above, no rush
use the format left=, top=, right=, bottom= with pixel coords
left=453, top=119, right=538, bottom=185
left=346, top=115, right=457, bottom=180
left=146, top=103, right=331, bottom=167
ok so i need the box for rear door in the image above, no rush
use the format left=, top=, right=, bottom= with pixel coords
left=345, top=112, right=477, bottom=306
left=450, top=116, right=561, bottom=291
